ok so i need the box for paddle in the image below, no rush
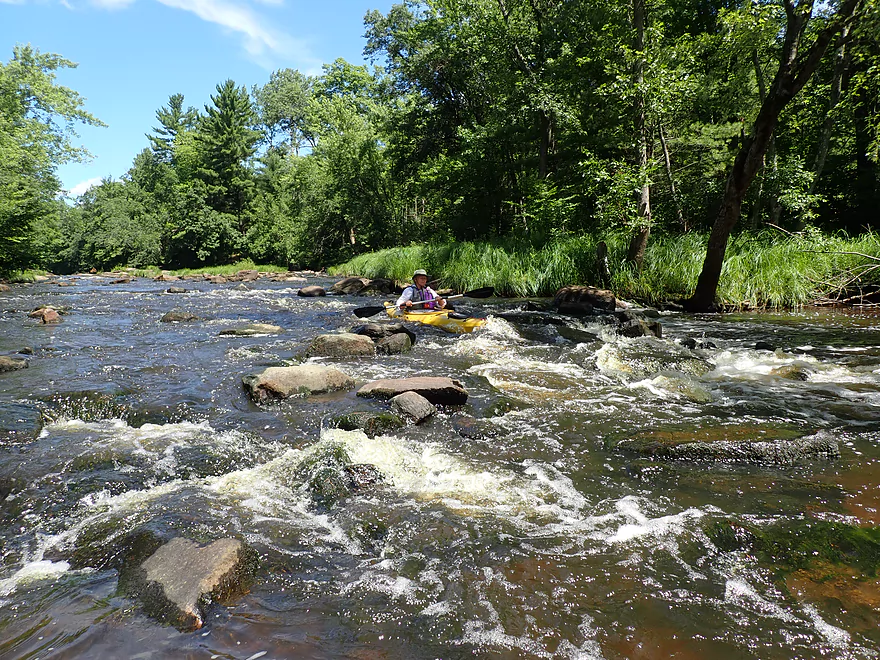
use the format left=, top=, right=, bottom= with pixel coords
left=352, top=286, right=495, bottom=318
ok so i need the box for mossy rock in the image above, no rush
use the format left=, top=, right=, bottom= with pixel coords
left=328, top=411, right=405, bottom=437
left=705, top=518, right=880, bottom=577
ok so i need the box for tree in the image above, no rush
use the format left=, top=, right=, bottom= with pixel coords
left=686, top=0, right=864, bottom=311
left=252, top=69, right=316, bottom=154
left=0, top=45, right=103, bottom=275
left=195, top=79, right=260, bottom=232
left=147, top=93, right=197, bottom=163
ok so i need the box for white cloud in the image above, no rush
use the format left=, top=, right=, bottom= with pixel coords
left=154, top=0, right=309, bottom=65
left=67, top=177, right=103, bottom=196
left=89, top=0, right=136, bottom=8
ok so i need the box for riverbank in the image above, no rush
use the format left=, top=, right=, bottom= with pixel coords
left=329, top=230, right=880, bottom=309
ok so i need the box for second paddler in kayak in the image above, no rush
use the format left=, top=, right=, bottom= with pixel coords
left=396, top=269, right=446, bottom=311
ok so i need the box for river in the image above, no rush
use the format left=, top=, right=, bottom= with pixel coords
left=0, top=274, right=878, bottom=659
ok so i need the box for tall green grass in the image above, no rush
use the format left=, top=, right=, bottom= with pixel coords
left=330, top=230, right=880, bottom=308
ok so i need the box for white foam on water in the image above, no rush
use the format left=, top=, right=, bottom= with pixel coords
left=629, top=374, right=714, bottom=403
left=707, top=349, right=822, bottom=381
left=724, top=578, right=798, bottom=622
left=326, top=428, right=549, bottom=516
left=602, top=496, right=705, bottom=544
left=554, top=613, right=605, bottom=660
left=801, top=602, right=851, bottom=648
left=0, top=560, right=71, bottom=597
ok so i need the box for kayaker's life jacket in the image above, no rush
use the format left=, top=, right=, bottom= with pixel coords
left=405, top=285, right=437, bottom=309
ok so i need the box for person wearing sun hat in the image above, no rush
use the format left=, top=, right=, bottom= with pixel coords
left=395, top=269, right=446, bottom=310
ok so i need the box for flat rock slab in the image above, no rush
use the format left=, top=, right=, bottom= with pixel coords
left=243, top=364, right=355, bottom=402
left=390, top=391, right=436, bottom=423
left=358, top=377, right=468, bottom=405
left=138, top=537, right=249, bottom=631
left=219, top=323, right=283, bottom=336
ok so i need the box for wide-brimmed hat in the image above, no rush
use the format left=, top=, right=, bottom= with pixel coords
left=412, top=269, right=428, bottom=279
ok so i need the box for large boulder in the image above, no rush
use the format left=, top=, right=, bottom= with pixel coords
left=133, top=537, right=251, bottom=631
left=553, top=285, right=616, bottom=314
left=330, top=277, right=370, bottom=295
left=360, top=278, right=398, bottom=295
left=376, top=333, right=413, bottom=355
left=0, top=356, right=28, bottom=373
left=358, top=377, right=468, bottom=405
left=298, top=285, right=326, bottom=297
left=243, top=364, right=355, bottom=402
left=308, top=333, right=376, bottom=358
left=390, top=391, right=436, bottom=423
left=598, top=310, right=662, bottom=338
left=0, top=284, right=11, bottom=292
left=205, top=275, right=227, bottom=284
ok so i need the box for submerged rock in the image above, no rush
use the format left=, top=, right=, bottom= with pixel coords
left=357, top=377, right=468, bottom=405
left=390, top=391, right=436, bottom=423
left=160, top=311, right=198, bottom=323
left=610, top=428, right=839, bottom=465
left=219, top=323, right=283, bottom=336
left=0, top=401, right=42, bottom=444
left=770, top=365, right=812, bottom=381
left=243, top=364, right=355, bottom=402
left=308, top=333, right=376, bottom=358
left=133, top=537, right=252, bottom=631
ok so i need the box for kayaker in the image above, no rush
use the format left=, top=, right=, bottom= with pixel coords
left=396, top=270, right=446, bottom=310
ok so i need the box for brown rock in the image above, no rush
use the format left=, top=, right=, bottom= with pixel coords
left=357, top=377, right=468, bottom=405
left=298, top=285, right=326, bottom=297
left=0, top=356, right=28, bottom=372
left=308, top=333, right=376, bottom=358
left=329, top=277, right=369, bottom=295
left=138, top=537, right=250, bottom=631
left=553, top=285, right=616, bottom=314
left=243, top=364, right=355, bottom=402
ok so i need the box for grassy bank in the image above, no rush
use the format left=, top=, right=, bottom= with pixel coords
left=330, top=230, right=880, bottom=308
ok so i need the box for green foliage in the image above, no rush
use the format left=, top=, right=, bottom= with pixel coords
left=0, top=45, right=103, bottom=276
left=332, top=229, right=880, bottom=307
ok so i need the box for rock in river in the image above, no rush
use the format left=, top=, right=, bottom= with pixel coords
left=131, top=537, right=251, bottom=631
left=308, top=333, right=376, bottom=358
left=390, top=391, right=436, bottom=423
left=243, top=364, right=355, bottom=402
left=358, top=377, right=468, bottom=405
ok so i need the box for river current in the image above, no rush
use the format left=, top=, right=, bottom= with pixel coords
left=0, top=274, right=879, bottom=659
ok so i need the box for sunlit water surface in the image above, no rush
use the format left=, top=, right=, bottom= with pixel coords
left=1, top=276, right=879, bottom=659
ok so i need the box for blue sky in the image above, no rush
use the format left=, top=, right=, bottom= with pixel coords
left=2, top=0, right=391, bottom=195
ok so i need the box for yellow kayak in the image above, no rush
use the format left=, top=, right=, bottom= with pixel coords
left=384, top=302, right=487, bottom=334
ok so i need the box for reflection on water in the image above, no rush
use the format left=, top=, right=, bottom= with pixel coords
left=1, top=276, right=879, bottom=659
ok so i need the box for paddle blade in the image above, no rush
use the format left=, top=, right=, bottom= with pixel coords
left=353, top=305, right=386, bottom=318
left=463, top=286, right=494, bottom=298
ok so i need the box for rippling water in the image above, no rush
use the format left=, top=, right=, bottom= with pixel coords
left=1, top=275, right=879, bottom=659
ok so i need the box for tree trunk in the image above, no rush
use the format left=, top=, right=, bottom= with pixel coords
left=626, top=0, right=652, bottom=269
left=686, top=0, right=861, bottom=311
